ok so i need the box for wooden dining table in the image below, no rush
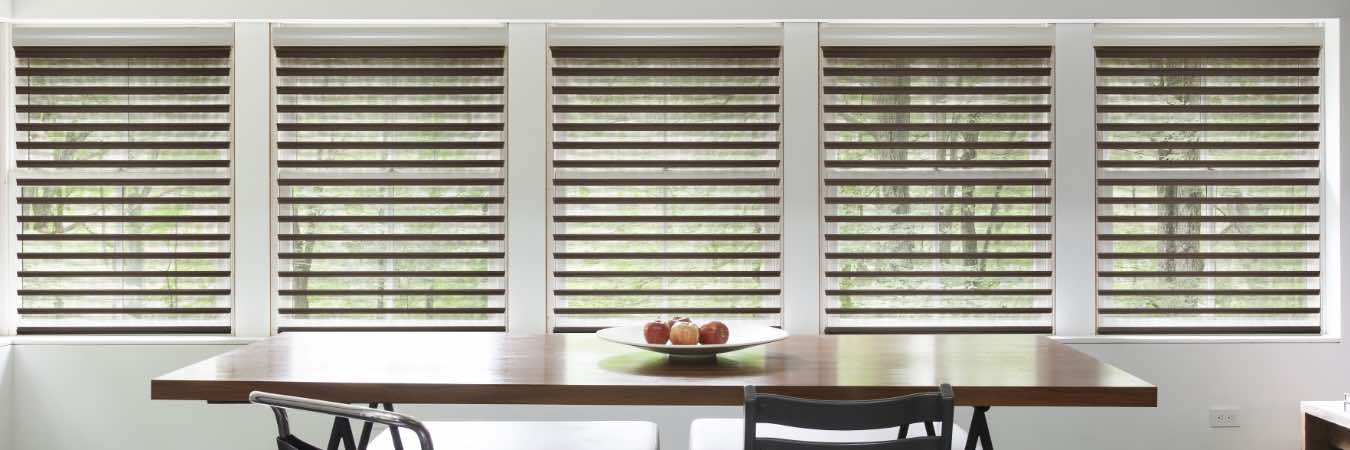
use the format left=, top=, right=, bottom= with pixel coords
left=152, top=332, right=1156, bottom=450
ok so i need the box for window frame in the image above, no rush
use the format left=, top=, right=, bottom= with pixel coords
left=543, top=24, right=788, bottom=333
left=1083, top=23, right=1338, bottom=340
left=0, top=20, right=1339, bottom=342
left=815, top=26, right=1058, bottom=335
left=266, top=24, right=511, bottom=333
left=5, top=24, right=238, bottom=336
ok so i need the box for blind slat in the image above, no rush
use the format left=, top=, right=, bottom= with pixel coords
left=276, top=67, right=504, bottom=76
left=275, top=123, right=503, bottom=132
left=822, top=46, right=1052, bottom=58
left=18, top=197, right=230, bottom=204
left=553, top=197, right=780, bottom=205
left=1094, top=46, right=1321, bottom=58
left=17, top=160, right=231, bottom=168
left=278, top=197, right=504, bottom=205
left=17, top=141, right=231, bottom=149
left=277, top=308, right=506, bottom=314
left=277, top=252, right=505, bottom=259
left=17, top=86, right=230, bottom=95
left=1100, top=269, right=1318, bottom=276
left=17, top=104, right=231, bottom=113
left=549, top=46, right=780, bottom=58
left=277, top=86, right=502, bottom=95
left=279, top=289, right=505, bottom=296
left=273, top=46, right=504, bottom=58
left=278, top=141, right=505, bottom=150
left=277, top=233, right=504, bottom=241
left=277, top=270, right=504, bottom=278
left=553, top=141, right=780, bottom=150
left=14, top=46, right=231, bottom=58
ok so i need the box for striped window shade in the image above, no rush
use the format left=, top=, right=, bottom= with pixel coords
left=1095, top=46, right=1323, bottom=335
left=549, top=46, right=783, bottom=332
left=273, top=46, right=507, bottom=332
left=820, top=46, right=1054, bottom=334
left=14, top=45, right=233, bottom=335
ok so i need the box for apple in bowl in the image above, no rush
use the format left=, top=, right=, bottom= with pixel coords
left=669, top=321, right=701, bottom=345
left=643, top=320, right=672, bottom=345
left=698, top=321, right=729, bottom=345
left=597, top=321, right=787, bottom=356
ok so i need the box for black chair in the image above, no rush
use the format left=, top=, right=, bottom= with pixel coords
left=690, top=384, right=968, bottom=450
left=250, top=391, right=660, bottom=450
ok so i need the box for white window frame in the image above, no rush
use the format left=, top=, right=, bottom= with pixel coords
left=815, top=23, right=1057, bottom=335
left=541, top=23, right=787, bottom=334
left=265, top=22, right=512, bottom=334
left=0, top=19, right=1338, bottom=344
left=4, top=23, right=240, bottom=337
left=1068, top=22, right=1341, bottom=343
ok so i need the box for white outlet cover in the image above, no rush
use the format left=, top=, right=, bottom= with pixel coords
left=1210, top=407, right=1241, bottom=428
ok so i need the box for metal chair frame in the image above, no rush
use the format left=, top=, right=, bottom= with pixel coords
left=249, top=391, right=430, bottom=450
left=741, top=384, right=955, bottom=450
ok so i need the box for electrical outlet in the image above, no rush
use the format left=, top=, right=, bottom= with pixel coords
left=1210, top=407, right=1241, bottom=428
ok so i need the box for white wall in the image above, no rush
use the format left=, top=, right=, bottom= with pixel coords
left=0, top=341, right=11, bottom=450
left=10, top=344, right=269, bottom=450
left=1004, top=342, right=1350, bottom=449
left=10, top=344, right=738, bottom=450
left=6, top=341, right=1348, bottom=450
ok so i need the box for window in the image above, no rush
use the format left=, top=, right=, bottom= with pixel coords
left=820, top=46, right=1054, bottom=334
left=14, top=44, right=233, bottom=334
left=4, top=23, right=1334, bottom=339
left=548, top=45, right=783, bottom=332
left=273, top=45, right=507, bottom=332
left=1095, top=45, right=1323, bottom=334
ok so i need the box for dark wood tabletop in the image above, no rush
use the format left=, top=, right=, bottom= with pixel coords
left=151, top=332, right=1156, bottom=407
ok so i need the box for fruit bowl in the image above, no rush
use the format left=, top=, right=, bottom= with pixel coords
left=596, top=323, right=788, bottom=357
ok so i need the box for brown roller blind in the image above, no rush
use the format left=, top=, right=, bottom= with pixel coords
left=821, top=46, right=1054, bottom=334
left=549, top=46, right=783, bottom=333
left=14, top=46, right=233, bottom=335
left=1095, top=46, right=1323, bottom=335
left=274, top=46, right=506, bottom=333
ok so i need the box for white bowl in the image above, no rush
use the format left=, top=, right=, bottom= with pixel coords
left=596, top=323, right=788, bottom=356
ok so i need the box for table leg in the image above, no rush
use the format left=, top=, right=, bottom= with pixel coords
left=326, top=417, right=358, bottom=450
left=965, top=406, right=993, bottom=450
left=323, top=403, right=400, bottom=450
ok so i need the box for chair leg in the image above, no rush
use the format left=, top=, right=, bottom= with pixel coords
left=964, top=406, right=993, bottom=450
left=381, top=404, right=403, bottom=450
left=357, top=404, right=377, bottom=450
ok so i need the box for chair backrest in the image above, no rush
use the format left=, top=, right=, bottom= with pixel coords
left=249, top=391, right=434, bottom=450
left=742, top=384, right=954, bottom=450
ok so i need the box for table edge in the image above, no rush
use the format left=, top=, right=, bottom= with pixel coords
left=151, top=379, right=1157, bottom=407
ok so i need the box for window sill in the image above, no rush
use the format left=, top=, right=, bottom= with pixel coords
left=7, top=335, right=262, bottom=346
left=1053, top=334, right=1341, bottom=344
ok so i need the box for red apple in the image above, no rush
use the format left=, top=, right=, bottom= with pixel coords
left=643, top=320, right=671, bottom=345
left=669, top=322, right=700, bottom=345
left=665, top=316, right=692, bottom=329
left=699, top=321, right=730, bottom=345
